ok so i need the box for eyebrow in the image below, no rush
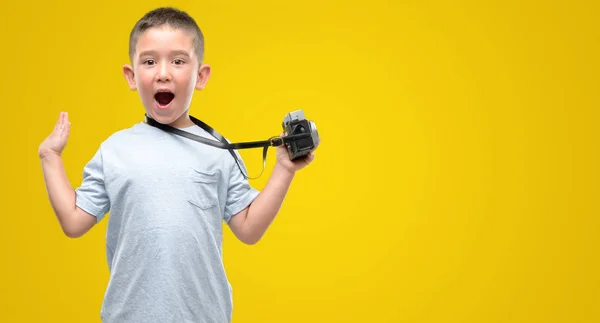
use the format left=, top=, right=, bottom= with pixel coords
left=138, top=50, right=191, bottom=57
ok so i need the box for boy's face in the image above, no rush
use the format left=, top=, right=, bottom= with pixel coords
left=123, top=26, right=210, bottom=128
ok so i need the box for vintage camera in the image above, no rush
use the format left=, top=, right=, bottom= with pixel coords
left=282, top=110, right=320, bottom=161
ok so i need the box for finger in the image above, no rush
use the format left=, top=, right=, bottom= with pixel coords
left=59, top=112, right=65, bottom=128
left=303, top=153, right=314, bottom=165
left=54, top=113, right=62, bottom=132
left=61, top=122, right=71, bottom=140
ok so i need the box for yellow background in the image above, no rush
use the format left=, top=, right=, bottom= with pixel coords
left=1, top=0, right=598, bottom=322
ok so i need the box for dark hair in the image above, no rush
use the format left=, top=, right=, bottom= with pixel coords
left=128, top=7, right=204, bottom=63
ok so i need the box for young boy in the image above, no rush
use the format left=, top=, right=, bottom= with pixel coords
left=38, top=7, right=315, bottom=323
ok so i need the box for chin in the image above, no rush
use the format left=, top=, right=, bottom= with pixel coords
left=150, top=113, right=176, bottom=124
left=149, top=109, right=189, bottom=126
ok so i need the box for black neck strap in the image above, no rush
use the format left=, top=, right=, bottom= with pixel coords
left=144, top=114, right=307, bottom=179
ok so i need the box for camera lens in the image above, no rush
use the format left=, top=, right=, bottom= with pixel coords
left=298, top=126, right=305, bottom=133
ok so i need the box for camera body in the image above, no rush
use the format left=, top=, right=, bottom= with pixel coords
left=282, top=110, right=320, bottom=161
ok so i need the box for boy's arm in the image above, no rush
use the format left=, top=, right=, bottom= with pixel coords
left=228, top=147, right=314, bottom=245
left=40, top=153, right=97, bottom=238
left=39, top=112, right=97, bottom=238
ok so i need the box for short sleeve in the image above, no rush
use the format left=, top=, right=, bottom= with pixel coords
left=75, top=148, right=110, bottom=222
left=224, top=151, right=260, bottom=223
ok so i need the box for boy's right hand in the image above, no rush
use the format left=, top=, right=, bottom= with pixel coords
left=39, top=112, right=71, bottom=159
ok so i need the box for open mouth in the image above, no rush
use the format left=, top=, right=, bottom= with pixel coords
left=154, top=91, right=175, bottom=107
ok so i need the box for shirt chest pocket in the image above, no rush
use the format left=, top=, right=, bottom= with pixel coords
left=187, top=169, right=220, bottom=210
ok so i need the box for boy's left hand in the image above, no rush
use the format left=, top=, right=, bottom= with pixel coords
left=275, top=144, right=315, bottom=173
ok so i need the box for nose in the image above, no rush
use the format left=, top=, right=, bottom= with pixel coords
left=156, top=61, right=171, bottom=82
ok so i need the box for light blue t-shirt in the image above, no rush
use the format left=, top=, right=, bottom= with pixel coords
left=74, top=121, right=260, bottom=323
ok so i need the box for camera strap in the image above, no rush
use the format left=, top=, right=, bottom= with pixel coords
left=144, top=114, right=308, bottom=179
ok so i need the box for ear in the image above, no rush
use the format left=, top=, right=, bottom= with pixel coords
left=195, top=64, right=212, bottom=90
left=122, top=64, right=137, bottom=90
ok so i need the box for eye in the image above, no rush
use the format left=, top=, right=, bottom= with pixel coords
left=173, top=59, right=185, bottom=65
left=143, top=59, right=156, bottom=66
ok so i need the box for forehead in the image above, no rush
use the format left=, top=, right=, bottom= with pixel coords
left=135, top=26, right=196, bottom=57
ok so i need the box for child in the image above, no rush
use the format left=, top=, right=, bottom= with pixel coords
left=38, top=7, right=315, bottom=323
